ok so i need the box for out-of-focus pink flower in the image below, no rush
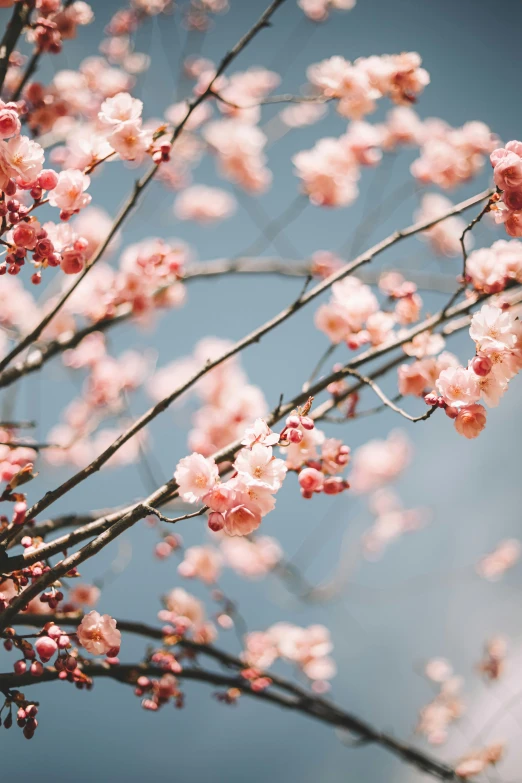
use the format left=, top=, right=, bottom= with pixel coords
left=162, top=587, right=205, bottom=627
left=477, top=539, right=520, bottom=581
left=68, top=583, right=101, bottom=607
left=178, top=546, right=222, bottom=584
left=415, top=193, right=470, bottom=257
left=220, top=535, right=282, bottom=578
left=173, top=185, right=236, bottom=223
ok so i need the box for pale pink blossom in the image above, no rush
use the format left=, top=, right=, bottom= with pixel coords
left=350, top=430, right=411, bottom=493
left=68, top=583, right=101, bottom=607
left=469, top=304, right=518, bottom=352
left=241, top=418, right=279, bottom=448
left=220, top=535, right=282, bottom=578
left=314, top=302, right=352, bottom=343
left=98, top=92, right=143, bottom=127
left=77, top=610, right=121, bottom=655
left=436, top=366, right=480, bottom=407
left=48, top=169, right=92, bottom=212
left=109, top=120, right=150, bottom=162
left=174, top=453, right=219, bottom=502
left=293, top=136, right=359, bottom=206
left=234, top=444, right=287, bottom=492
left=174, top=185, right=236, bottom=223
left=415, top=193, right=470, bottom=257
left=473, top=366, right=508, bottom=407
left=178, top=546, right=222, bottom=584
left=0, top=134, right=44, bottom=187
left=163, top=587, right=205, bottom=627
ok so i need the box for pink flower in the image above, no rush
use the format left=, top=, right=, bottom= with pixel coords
left=350, top=430, right=411, bottom=493
left=228, top=475, right=277, bottom=517
left=220, top=535, right=282, bottom=578
left=241, top=418, right=279, bottom=448
left=177, top=546, right=222, bottom=584
left=0, top=134, right=44, bottom=187
left=415, top=193, right=469, bottom=257
left=469, top=304, right=518, bottom=352
left=223, top=503, right=262, bottom=536
left=0, top=104, right=20, bottom=139
left=477, top=539, right=520, bottom=580
left=48, top=169, right=92, bottom=212
left=109, top=120, right=150, bottom=162
left=436, top=366, right=480, bottom=407
left=174, top=185, right=236, bottom=223
left=163, top=587, right=205, bottom=627
left=234, top=443, right=287, bottom=492
left=203, top=482, right=237, bottom=513
left=77, top=611, right=121, bottom=655
left=174, top=452, right=219, bottom=502
left=454, top=403, right=487, bottom=439
left=98, top=92, right=143, bottom=127
left=493, top=151, right=522, bottom=191
left=398, top=360, right=434, bottom=397
left=314, top=302, right=352, bottom=343
left=473, top=365, right=508, bottom=407
left=68, top=583, right=101, bottom=607
left=293, top=137, right=359, bottom=206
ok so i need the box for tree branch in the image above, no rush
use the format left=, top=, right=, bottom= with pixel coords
left=6, top=614, right=460, bottom=780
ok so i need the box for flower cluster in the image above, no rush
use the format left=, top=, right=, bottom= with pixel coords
left=173, top=184, right=236, bottom=223
left=410, top=117, right=496, bottom=188
left=418, top=659, right=465, bottom=744
left=314, top=274, right=404, bottom=346
left=44, top=333, right=150, bottom=469
left=455, top=744, right=504, bottom=779
left=174, top=419, right=287, bottom=537
left=243, top=622, right=336, bottom=689
left=415, top=193, right=470, bottom=257
left=490, top=140, right=522, bottom=236
left=158, top=587, right=217, bottom=644
left=150, top=338, right=269, bottom=456
left=430, top=304, right=522, bottom=438
left=98, top=92, right=152, bottom=163
left=203, top=120, right=272, bottom=193
left=466, top=239, right=522, bottom=293
left=307, top=52, right=429, bottom=121
left=362, top=489, right=428, bottom=558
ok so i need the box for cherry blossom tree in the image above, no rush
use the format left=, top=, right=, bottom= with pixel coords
left=0, top=0, right=520, bottom=779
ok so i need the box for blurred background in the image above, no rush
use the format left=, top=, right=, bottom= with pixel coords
left=2, top=0, right=522, bottom=780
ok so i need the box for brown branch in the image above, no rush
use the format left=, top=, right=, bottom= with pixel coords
left=0, top=0, right=290, bottom=377
left=4, top=278, right=517, bottom=576
left=0, top=2, right=31, bottom=92
left=21, top=187, right=494, bottom=524
left=5, top=614, right=459, bottom=780
left=0, top=261, right=465, bottom=393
